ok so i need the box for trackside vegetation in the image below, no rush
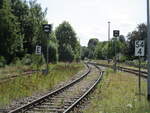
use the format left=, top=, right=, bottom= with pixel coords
left=83, top=69, right=150, bottom=113
left=0, top=63, right=84, bottom=107
left=0, top=0, right=81, bottom=65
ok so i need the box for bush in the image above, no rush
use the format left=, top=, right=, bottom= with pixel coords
left=21, top=54, right=32, bottom=65
left=48, top=42, right=58, bottom=64
left=11, top=57, right=22, bottom=66
left=119, top=56, right=127, bottom=62
left=31, top=54, right=45, bottom=65
left=21, top=54, right=45, bottom=65
left=75, top=54, right=81, bottom=62
left=0, top=56, right=6, bottom=67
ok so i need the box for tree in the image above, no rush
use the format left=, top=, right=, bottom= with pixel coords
left=11, top=0, right=47, bottom=55
left=87, top=38, right=99, bottom=59
left=61, top=44, right=74, bottom=62
left=81, top=46, right=89, bottom=60
left=48, top=41, right=58, bottom=63
left=23, top=0, right=47, bottom=54
left=74, top=41, right=81, bottom=62
left=55, top=21, right=79, bottom=62
left=119, top=35, right=126, bottom=43
left=126, top=23, right=147, bottom=59
left=47, top=32, right=58, bottom=63
left=88, top=38, right=99, bottom=50
left=0, top=0, right=23, bottom=63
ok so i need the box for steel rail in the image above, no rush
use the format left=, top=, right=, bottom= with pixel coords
left=63, top=70, right=104, bottom=113
left=8, top=63, right=91, bottom=113
left=89, top=62, right=148, bottom=78
left=0, top=70, right=38, bottom=84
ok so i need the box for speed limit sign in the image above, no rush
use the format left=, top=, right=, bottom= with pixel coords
left=135, top=40, right=145, bottom=56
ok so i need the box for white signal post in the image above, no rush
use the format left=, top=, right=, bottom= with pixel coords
left=147, top=0, right=150, bottom=101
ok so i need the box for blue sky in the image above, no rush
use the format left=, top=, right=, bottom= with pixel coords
left=37, top=0, right=147, bottom=46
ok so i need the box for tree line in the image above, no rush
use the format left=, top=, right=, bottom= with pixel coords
left=0, top=0, right=80, bottom=66
left=0, top=0, right=147, bottom=66
left=81, top=23, right=147, bottom=62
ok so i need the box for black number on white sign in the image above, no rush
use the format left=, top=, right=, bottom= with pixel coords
left=137, top=48, right=142, bottom=55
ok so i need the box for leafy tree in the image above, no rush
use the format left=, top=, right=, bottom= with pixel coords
left=88, top=38, right=99, bottom=48
left=55, top=21, right=78, bottom=62
left=41, top=31, right=58, bottom=63
left=81, top=46, right=89, bottom=60
left=61, top=44, right=74, bottom=62
left=0, top=56, right=6, bottom=67
left=95, top=42, right=103, bottom=59
left=48, top=41, right=58, bottom=63
left=23, top=0, right=47, bottom=54
left=126, top=23, right=147, bottom=59
left=87, top=38, right=99, bottom=59
left=11, top=0, right=47, bottom=55
left=119, top=35, right=126, bottom=43
left=48, top=32, right=58, bottom=63
left=0, top=0, right=23, bottom=63
left=74, top=41, right=81, bottom=62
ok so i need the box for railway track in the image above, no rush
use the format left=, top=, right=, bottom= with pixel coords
left=89, top=62, right=148, bottom=78
left=8, top=63, right=103, bottom=113
left=0, top=70, right=38, bottom=84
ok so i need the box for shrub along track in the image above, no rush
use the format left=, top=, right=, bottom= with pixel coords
left=8, top=63, right=103, bottom=113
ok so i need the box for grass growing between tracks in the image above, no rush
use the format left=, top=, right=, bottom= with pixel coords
left=83, top=69, right=150, bottom=113
left=0, top=62, right=84, bottom=107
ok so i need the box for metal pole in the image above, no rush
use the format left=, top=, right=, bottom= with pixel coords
left=46, top=33, right=49, bottom=74
left=147, top=0, right=150, bottom=100
left=139, top=56, right=141, bottom=99
left=108, top=21, right=110, bottom=63
left=114, top=37, right=117, bottom=72
left=113, top=37, right=117, bottom=72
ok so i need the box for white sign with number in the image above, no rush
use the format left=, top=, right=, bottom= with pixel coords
left=35, top=46, right=41, bottom=55
left=135, top=40, right=144, bottom=56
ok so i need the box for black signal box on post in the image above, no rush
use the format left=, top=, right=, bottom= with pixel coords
left=43, top=24, right=52, bottom=33
left=113, top=30, right=120, bottom=37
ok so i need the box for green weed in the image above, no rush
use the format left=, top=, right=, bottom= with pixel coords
left=83, top=69, right=150, bottom=113
left=0, top=62, right=83, bottom=107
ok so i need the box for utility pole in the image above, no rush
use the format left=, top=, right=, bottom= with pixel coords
left=108, top=21, right=111, bottom=63
left=147, top=0, right=150, bottom=101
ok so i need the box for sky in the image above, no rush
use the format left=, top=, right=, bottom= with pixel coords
left=36, top=0, right=147, bottom=46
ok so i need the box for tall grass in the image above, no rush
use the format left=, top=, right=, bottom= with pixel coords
left=0, top=62, right=83, bottom=107
left=0, top=64, right=35, bottom=79
left=83, top=69, right=150, bottom=113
